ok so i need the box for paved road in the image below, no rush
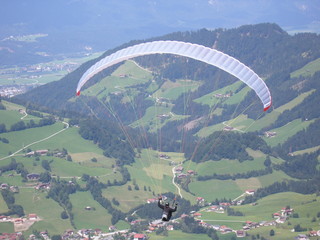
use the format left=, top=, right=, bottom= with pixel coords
left=0, top=121, right=69, bottom=161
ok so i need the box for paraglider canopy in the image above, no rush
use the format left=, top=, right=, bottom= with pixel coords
left=76, top=40, right=272, bottom=111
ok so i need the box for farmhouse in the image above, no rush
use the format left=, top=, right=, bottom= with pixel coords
left=236, top=230, right=246, bottom=238
left=296, top=234, right=309, bottom=240
left=245, top=189, right=255, bottom=195
left=193, top=212, right=202, bottom=217
left=27, top=173, right=40, bottom=181
left=223, top=126, right=234, bottom=131
left=275, top=216, right=287, bottom=224
left=214, top=93, right=231, bottom=98
left=180, top=214, right=188, bottom=219
left=35, top=183, right=50, bottom=190
left=147, top=198, right=157, bottom=204
left=157, top=114, right=170, bottom=119
left=264, top=131, right=277, bottom=138
left=0, top=183, right=9, bottom=190
left=167, top=225, right=174, bottom=231
left=309, top=231, right=318, bottom=237
left=196, top=197, right=204, bottom=203
left=220, top=225, right=233, bottom=234
left=10, top=185, right=19, bottom=193
left=158, top=154, right=170, bottom=159
left=14, top=218, right=23, bottom=224
left=108, top=225, right=117, bottom=232
left=0, top=216, right=10, bottom=221
left=133, top=233, right=146, bottom=240
left=281, top=207, right=294, bottom=216
left=273, top=212, right=281, bottom=218
left=0, top=233, right=21, bottom=240
left=175, top=166, right=184, bottom=173
left=219, top=202, right=231, bottom=207
left=208, top=205, right=224, bottom=213
left=28, top=214, right=38, bottom=220
left=25, top=149, right=48, bottom=157
left=177, top=173, right=187, bottom=178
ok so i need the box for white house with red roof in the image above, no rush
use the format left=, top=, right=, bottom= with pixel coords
left=245, top=189, right=256, bottom=195
left=133, top=233, right=146, bottom=240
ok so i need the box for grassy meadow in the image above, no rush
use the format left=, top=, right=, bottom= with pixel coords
left=70, top=191, right=113, bottom=229
left=192, top=192, right=320, bottom=239
left=0, top=222, right=14, bottom=233
left=102, top=149, right=195, bottom=212
left=152, top=79, right=201, bottom=100
left=291, top=57, right=320, bottom=78
left=263, top=119, right=314, bottom=147
left=183, top=149, right=266, bottom=177
left=194, top=81, right=243, bottom=107
left=82, top=61, right=153, bottom=100
left=15, top=188, right=73, bottom=235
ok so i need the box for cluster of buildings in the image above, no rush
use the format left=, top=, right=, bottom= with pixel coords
left=24, top=149, right=67, bottom=158
left=213, top=93, right=232, bottom=99
left=0, top=183, right=19, bottom=193
left=1, top=61, right=79, bottom=77
left=0, top=60, right=81, bottom=98
left=25, top=149, right=49, bottom=157
left=174, top=166, right=196, bottom=179
left=61, top=228, right=148, bottom=240
left=0, top=214, right=40, bottom=233
left=0, top=232, right=22, bottom=240
left=264, top=131, right=277, bottom=138
left=0, top=85, right=29, bottom=97
left=272, top=207, right=294, bottom=224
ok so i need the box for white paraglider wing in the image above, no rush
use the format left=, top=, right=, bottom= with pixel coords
left=76, top=41, right=271, bottom=111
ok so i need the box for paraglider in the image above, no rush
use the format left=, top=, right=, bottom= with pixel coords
left=158, top=196, right=177, bottom=221
left=76, top=40, right=272, bottom=111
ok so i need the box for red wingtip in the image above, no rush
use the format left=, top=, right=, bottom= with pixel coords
left=76, top=91, right=81, bottom=96
left=264, top=105, right=271, bottom=111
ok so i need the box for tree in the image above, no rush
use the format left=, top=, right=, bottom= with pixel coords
left=0, top=124, right=6, bottom=133
left=292, top=213, right=299, bottom=218
left=51, top=235, right=62, bottom=240
left=264, top=156, right=271, bottom=167
left=269, top=229, right=275, bottom=236
left=39, top=172, right=51, bottom=183
left=112, top=198, right=120, bottom=206
left=61, top=211, right=69, bottom=219
left=66, top=155, right=72, bottom=162
left=11, top=204, right=25, bottom=217
left=82, top=174, right=90, bottom=181
left=41, top=160, right=51, bottom=171
left=294, top=224, right=307, bottom=232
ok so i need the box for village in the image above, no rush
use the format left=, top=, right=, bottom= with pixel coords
left=2, top=196, right=320, bottom=240
left=0, top=151, right=319, bottom=239
left=0, top=61, right=81, bottom=98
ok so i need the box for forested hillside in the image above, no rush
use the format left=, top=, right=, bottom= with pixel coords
left=13, top=22, right=320, bottom=186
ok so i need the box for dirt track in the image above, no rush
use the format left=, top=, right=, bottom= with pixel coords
left=14, top=219, right=39, bottom=232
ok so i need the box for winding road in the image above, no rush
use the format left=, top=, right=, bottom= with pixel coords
left=0, top=121, right=69, bottom=161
